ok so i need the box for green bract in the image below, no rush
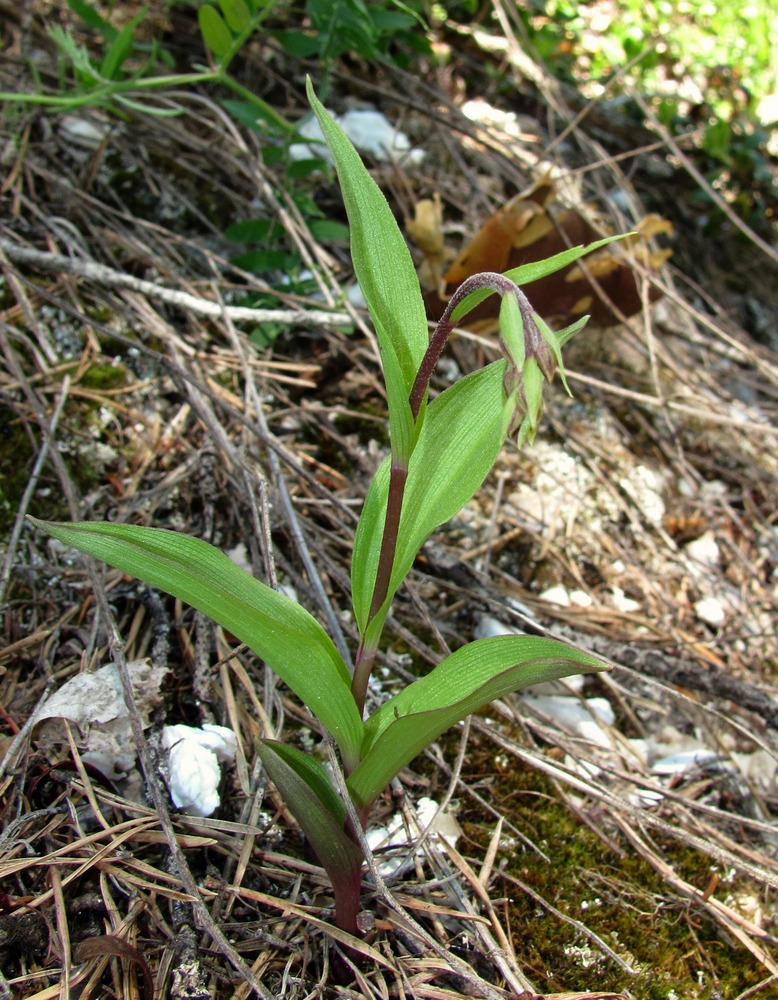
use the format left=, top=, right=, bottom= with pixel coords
left=30, top=79, right=621, bottom=937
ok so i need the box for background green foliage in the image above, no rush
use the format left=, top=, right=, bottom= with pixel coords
left=523, top=0, right=776, bottom=115
left=272, top=0, right=430, bottom=69
left=6, top=0, right=775, bottom=238
left=520, top=0, right=777, bottom=228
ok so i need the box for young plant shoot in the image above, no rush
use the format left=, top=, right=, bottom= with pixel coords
left=30, top=79, right=618, bottom=937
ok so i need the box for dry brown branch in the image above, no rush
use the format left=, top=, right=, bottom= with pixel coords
left=0, top=235, right=352, bottom=328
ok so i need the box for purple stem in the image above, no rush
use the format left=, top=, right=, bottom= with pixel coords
left=351, top=460, right=407, bottom=716
left=352, top=272, right=530, bottom=716
left=332, top=853, right=363, bottom=936
left=410, top=272, right=512, bottom=416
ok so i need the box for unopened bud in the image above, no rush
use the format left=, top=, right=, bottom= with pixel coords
left=498, top=289, right=583, bottom=446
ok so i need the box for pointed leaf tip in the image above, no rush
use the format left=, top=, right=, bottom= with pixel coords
left=348, top=634, right=608, bottom=808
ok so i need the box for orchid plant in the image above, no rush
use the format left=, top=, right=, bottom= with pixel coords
left=30, top=79, right=617, bottom=936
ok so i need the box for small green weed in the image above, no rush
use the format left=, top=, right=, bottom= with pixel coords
left=0, top=0, right=289, bottom=129
left=271, top=0, right=430, bottom=92
left=0, top=1, right=421, bottom=335
left=224, top=156, right=351, bottom=346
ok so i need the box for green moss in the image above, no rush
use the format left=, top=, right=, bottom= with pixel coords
left=0, top=359, right=125, bottom=533
left=79, top=361, right=128, bottom=391
left=0, top=407, right=36, bottom=533
left=438, top=738, right=768, bottom=998
left=84, top=305, right=119, bottom=328
left=0, top=410, right=98, bottom=533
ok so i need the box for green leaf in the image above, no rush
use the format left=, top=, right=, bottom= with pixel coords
left=48, top=26, right=102, bottom=88
left=230, top=248, right=300, bottom=273
left=249, top=323, right=285, bottom=347
left=219, top=0, right=251, bottom=33
left=498, top=288, right=525, bottom=370
left=506, top=233, right=631, bottom=285
left=306, top=78, right=427, bottom=462
left=308, top=218, right=350, bottom=242
left=552, top=313, right=589, bottom=350
left=221, top=98, right=287, bottom=134
left=290, top=188, right=323, bottom=219
left=100, top=8, right=145, bottom=80
left=287, top=157, right=330, bottom=180
left=271, top=30, right=322, bottom=58
left=703, top=119, right=732, bottom=164
left=28, top=519, right=363, bottom=769
left=224, top=219, right=284, bottom=243
left=392, top=361, right=511, bottom=591
left=257, top=740, right=347, bottom=827
left=347, top=634, right=609, bottom=809
left=256, top=740, right=363, bottom=901
left=535, top=312, right=585, bottom=398
left=67, top=0, right=117, bottom=41
left=390, top=361, right=509, bottom=592
left=224, top=218, right=276, bottom=243
left=350, top=455, right=390, bottom=636
left=369, top=8, right=417, bottom=32
left=451, top=234, right=631, bottom=325
left=351, top=361, right=510, bottom=640
left=198, top=5, right=233, bottom=59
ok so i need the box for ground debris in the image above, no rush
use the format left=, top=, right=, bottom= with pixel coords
left=1, top=6, right=777, bottom=997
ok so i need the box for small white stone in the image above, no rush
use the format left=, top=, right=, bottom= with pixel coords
left=59, top=115, right=111, bottom=150
left=416, top=796, right=460, bottom=847
left=633, top=787, right=665, bottom=808
left=694, top=596, right=726, bottom=627
left=339, top=109, right=425, bottom=165
left=677, top=476, right=696, bottom=498
left=685, top=531, right=720, bottom=568
left=226, top=543, right=251, bottom=573
left=166, top=739, right=222, bottom=817
left=347, top=282, right=367, bottom=309
left=162, top=724, right=237, bottom=817
left=366, top=796, right=459, bottom=875
left=625, top=738, right=650, bottom=766
left=277, top=583, right=299, bottom=603
left=290, top=109, right=424, bottom=166
left=701, top=479, right=728, bottom=499
left=611, top=587, right=641, bottom=613
left=523, top=695, right=614, bottom=748
left=651, top=748, right=719, bottom=776
left=539, top=584, right=571, bottom=607
left=200, top=723, right=238, bottom=760
left=475, top=615, right=521, bottom=639
left=436, top=356, right=461, bottom=383
left=619, top=464, right=665, bottom=525
left=730, top=749, right=777, bottom=792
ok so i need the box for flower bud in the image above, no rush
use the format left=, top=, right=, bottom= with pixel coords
left=499, top=290, right=582, bottom=446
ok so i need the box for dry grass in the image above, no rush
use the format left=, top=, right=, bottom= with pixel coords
left=1, top=4, right=777, bottom=998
